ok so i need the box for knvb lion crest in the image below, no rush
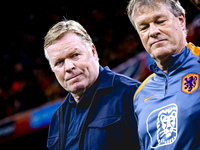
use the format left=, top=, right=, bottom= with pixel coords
left=146, top=103, right=178, bottom=149
left=182, top=73, right=199, bottom=94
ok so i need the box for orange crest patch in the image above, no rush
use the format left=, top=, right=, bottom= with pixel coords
left=182, top=73, right=199, bottom=94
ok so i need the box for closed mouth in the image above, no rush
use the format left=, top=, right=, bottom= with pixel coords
left=67, top=74, right=81, bottom=81
left=151, top=39, right=165, bottom=46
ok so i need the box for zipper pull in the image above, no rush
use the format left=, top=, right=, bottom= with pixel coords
left=165, top=82, right=168, bottom=89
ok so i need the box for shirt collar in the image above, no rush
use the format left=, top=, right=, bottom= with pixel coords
left=69, top=66, right=104, bottom=107
left=84, top=66, right=103, bottom=98
left=150, top=45, right=190, bottom=76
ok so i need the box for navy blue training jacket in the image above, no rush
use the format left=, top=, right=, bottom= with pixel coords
left=47, top=66, right=141, bottom=150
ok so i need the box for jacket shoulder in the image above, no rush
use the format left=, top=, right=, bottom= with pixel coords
left=187, top=42, right=200, bottom=58
left=100, top=66, right=140, bottom=90
left=114, top=72, right=141, bottom=88
left=133, top=73, right=155, bottom=101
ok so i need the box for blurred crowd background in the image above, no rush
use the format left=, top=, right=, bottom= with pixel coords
left=0, top=0, right=200, bottom=133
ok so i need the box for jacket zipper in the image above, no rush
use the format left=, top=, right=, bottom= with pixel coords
left=58, top=107, right=64, bottom=150
left=164, top=74, right=169, bottom=96
left=78, top=90, right=99, bottom=150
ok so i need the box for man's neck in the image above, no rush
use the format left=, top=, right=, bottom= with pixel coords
left=154, top=43, right=188, bottom=74
left=70, top=66, right=101, bottom=103
left=154, top=54, right=170, bottom=74
left=71, top=78, right=98, bottom=103
left=71, top=92, right=83, bottom=103
left=155, top=60, right=168, bottom=74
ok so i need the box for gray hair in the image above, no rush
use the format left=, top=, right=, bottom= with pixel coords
left=127, top=0, right=187, bottom=36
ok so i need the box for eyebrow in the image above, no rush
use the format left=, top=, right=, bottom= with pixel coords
left=137, top=14, right=165, bottom=26
left=53, top=47, right=81, bottom=62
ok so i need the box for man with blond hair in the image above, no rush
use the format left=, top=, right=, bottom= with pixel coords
left=127, top=0, right=200, bottom=149
left=44, top=20, right=140, bottom=150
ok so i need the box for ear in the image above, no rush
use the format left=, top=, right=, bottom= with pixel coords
left=91, top=44, right=99, bottom=61
left=178, top=13, right=186, bottom=31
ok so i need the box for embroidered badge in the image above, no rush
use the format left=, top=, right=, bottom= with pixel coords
left=182, top=73, right=199, bottom=94
left=146, top=103, right=178, bottom=149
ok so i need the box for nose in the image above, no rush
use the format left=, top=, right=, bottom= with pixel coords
left=64, top=60, right=75, bottom=73
left=149, top=23, right=160, bottom=38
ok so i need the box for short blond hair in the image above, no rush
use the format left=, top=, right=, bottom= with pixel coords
left=127, top=0, right=187, bottom=36
left=44, top=20, right=93, bottom=60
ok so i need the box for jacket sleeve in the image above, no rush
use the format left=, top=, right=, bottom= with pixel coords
left=127, top=84, right=140, bottom=146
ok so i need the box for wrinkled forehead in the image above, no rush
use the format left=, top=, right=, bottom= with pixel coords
left=133, top=2, right=167, bottom=18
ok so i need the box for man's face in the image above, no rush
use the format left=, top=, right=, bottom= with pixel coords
left=46, top=32, right=99, bottom=97
left=133, top=3, right=186, bottom=63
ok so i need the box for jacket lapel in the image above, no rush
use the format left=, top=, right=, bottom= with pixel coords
left=78, top=66, right=115, bottom=150
left=58, top=94, right=71, bottom=150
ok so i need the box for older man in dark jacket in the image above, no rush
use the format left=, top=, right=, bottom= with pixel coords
left=44, top=20, right=140, bottom=150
